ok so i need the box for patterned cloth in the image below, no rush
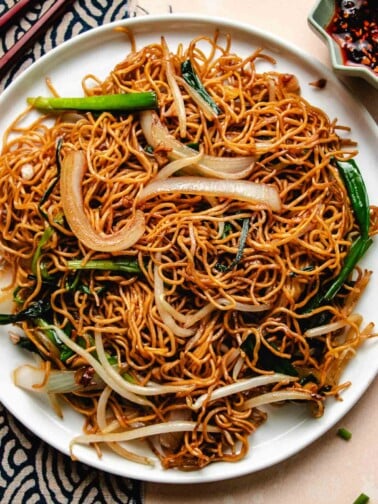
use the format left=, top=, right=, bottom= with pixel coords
left=0, top=1, right=148, bottom=502
left=1, top=0, right=136, bottom=89
left=0, top=403, right=143, bottom=504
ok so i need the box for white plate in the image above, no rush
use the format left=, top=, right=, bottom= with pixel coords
left=0, top=14, right=377, bottom=485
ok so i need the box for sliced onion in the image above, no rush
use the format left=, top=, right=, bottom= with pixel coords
left=140, top=111, right=256, bottom=179
left=0, top=263, right=14, bottom=308
left=20, top=163, right=34, bottom=180
left=13, top=362, right=89, bottom=420
left=13, top=364, right=49, bottom=392
left=232, top=355, right=245, bottom=381
left=13, top=364, right=88, bottom=394
left=191, top=373, right=297, bottom=410
left=61, top=150, right=145, bottom=252
left=243, top=389, right=316, bottom=409
left=138, top=175, right=281, bottom=212
left=154, top=149, right=204, bottom=180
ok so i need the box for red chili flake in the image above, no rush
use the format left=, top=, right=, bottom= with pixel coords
left=326, top=0, right=378, bottom=74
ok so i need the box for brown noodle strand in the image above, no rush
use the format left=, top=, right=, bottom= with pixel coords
left=1, top=31, right=377, bottom=471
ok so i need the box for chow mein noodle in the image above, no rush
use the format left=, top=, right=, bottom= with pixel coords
left=0, top=30, right=377, bottom=470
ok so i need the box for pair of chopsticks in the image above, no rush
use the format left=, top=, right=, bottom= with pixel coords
left=0, top=0, right=74, bottom=77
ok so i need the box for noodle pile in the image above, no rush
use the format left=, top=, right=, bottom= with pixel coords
left=0, top=30, right=377, bottom=470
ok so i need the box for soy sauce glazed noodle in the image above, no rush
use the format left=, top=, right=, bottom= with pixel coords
left=0, top=30, right=377, bottom=471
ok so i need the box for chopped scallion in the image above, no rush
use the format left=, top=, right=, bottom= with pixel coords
left=337, top=427, right=352, bottom=441
left=302, top=234, right=372, bottom=316
left=39, top=137, right=63, bottom=221
left=215, top=218, right=250, bottom=272
left=353, top=493, right=370, bottom=504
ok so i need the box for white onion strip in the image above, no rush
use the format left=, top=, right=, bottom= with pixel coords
left=243, top=390, right=315, bottom=410
left=13, top=364, right=84, bottom=394
left=70, top=421, right=221, bottom=453
left=51, top=326, right=151, bottom=407
left=61, top=150, right=145, bottom=252
left=0, top=263, right=14, bottom=306
left=191, top=373, right=297, bottom=410
left=154, top=149, right=204, bottom=180
left=140, top=111, right=256, bottom=179
left=138, top=176, right=281, bottom=212
left=94, top=331, right=191, bottom=395
left=13, top=364, right=52, bottom=393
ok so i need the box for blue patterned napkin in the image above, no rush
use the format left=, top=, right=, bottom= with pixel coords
left=1, top=0, right=134, bottom=88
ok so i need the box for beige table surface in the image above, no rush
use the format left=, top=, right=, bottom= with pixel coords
left=139, top=1, right=378, bottom=503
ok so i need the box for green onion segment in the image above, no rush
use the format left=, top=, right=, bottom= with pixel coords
left=67, top=257, right=141, bottom=274
left=27, top=92, right=158, bottom=112
left=337, top=427, right=352, bottom=441
left=336, top=158, right=370, bottom=238
left=181, top=59, right=221, bottom=116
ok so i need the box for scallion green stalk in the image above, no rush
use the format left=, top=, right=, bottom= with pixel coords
left=27, top=92, right=158, bottom=112
left=31, top=226, right=55, bottom=275
left=0, top=299, right=51, bottom=325
left=181, top=60, right=221, bottom=116
left=304, top=234, right=372, bottom=314
left=67, top=257, right=141, bottom=274
left=336, top=158, right=370, bottom=238
left=215, top=217, right=250, bottom=272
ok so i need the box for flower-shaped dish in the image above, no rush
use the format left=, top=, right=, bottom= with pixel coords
left=308, top=0, right=378, bottom=88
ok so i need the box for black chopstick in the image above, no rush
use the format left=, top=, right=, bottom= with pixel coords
left=0, top=0, right=74, bottom=77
